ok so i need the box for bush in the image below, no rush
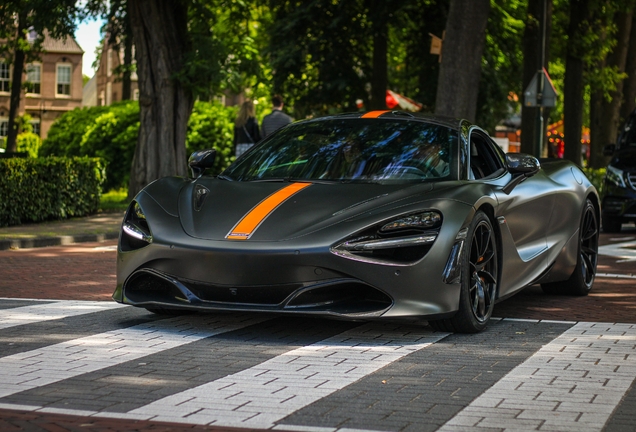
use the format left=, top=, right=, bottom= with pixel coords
left=0, top=157, right=105, bottom=227
left=186, top=101, right=238, bottom=175
left=582, top=167, right=605, bottom=196
left=16, top=132, right=42, bottom=158
left=0, top=132, right=42, bottom=158
left=41, top=102, right=138, bottom=192
left=42, top=100, right=239, bottom=188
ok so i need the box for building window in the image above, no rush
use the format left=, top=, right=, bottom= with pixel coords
left=56, top=64, right=71, bottom=96
left=26, top=64, right=41, bottom=94
left=0, top=119, right=8, bottom=137
left=0, top=62, right=10, bottom=93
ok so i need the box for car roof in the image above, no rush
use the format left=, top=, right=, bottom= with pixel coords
left=294, top=110, right=469, bottom=131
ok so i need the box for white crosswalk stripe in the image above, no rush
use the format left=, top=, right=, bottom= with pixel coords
left=1, top=300, right=636, bottom=432
left=129, top=322, right=448, bottom=428
left=0, top=312, right=268, bottom=399
left=440, top=322, right=636, bottom=431
left=0, top=300, right=125, bottom=330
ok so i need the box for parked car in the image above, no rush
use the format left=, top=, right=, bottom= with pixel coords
left=114, top=111, right=599, bottom=333
left=602, top=108, right=636, bottom=232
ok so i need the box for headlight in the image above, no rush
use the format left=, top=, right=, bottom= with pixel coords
left=606, top=165, right=626, bottom=187
left=331, top=211, right=442, bottom=265
left=121, top=201, right=153, bottom=251
left=380, top=211, right=442, bottom=232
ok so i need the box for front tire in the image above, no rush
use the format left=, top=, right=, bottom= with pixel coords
left=541, top=199, right=599, bottom=296
left=430, top=211, right=498, bottom=333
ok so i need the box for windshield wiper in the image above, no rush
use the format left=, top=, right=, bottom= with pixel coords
left=217, top=174, right=234, bottom=181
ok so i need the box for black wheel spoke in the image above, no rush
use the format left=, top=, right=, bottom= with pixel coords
left=581, top=245, right=597, bottom=255
left=581, top=252, right=595, bottom=282
left=472, top=278, right=487, bottom=318
left=478, top=270, right=496, bottom=284
left=466, top=219, right=498, bottom=324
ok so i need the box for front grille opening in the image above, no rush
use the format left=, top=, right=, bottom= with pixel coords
left=182, top=279, right=302, bottom=305
left=124, top=271, right=187, bottom=304
left=286, top=282, right=392, bottom=315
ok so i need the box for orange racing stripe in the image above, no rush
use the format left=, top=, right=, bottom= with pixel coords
left=361, top=110, right=389, bottom=118
left=226, top=182, right=312, bottom=240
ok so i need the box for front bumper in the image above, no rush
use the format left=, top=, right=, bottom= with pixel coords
left=114, top=190, right=473, bottom=320
left=601, top=182, right=636, bottom=222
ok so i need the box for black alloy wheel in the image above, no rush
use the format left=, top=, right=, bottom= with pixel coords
left=430, top=211, right=498, bottom=333
left=468, top=218, right=498, bottom=323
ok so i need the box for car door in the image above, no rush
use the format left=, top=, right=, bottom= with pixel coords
left=467, top=129, right=555, bottom=296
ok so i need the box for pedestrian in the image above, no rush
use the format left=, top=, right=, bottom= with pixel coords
left=233, top=100, right=261, bottom=158
left=261, top=95, right=293, bottom=138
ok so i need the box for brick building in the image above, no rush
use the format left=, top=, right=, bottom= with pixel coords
left=0, top=32, right=84, bottom=140
left=91, top=38, right=138, bottom=107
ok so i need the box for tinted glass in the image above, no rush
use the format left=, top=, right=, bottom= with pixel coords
left=222, top=119, right=457, bottom=183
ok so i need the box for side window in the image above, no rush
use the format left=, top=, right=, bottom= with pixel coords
left=469, top=132, right=504, bottom=180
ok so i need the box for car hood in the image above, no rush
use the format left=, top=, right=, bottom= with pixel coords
left=610, top=147, right=636, bottom=171
left=177, top=179, right=438, bottom=241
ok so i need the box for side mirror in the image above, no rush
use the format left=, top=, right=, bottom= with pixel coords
left=188, top=149, right=216, bottom=178
left=603, top=144, right=616, bottom=156
left=506, top=153, right=540, bottom=177
left=502, top=153, right=540, bottom=195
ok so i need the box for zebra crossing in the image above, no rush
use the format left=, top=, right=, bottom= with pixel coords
left=0, top=299, right=635, bottom=431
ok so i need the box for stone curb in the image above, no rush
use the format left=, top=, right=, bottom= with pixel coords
left=0, top=232, right=119, bottom=251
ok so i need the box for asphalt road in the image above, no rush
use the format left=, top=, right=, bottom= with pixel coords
left=0, top=228, right=635, bottom=431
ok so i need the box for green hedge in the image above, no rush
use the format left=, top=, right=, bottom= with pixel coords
left=0, top=157, right=105, bottom=227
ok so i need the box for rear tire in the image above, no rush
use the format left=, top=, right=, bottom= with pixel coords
left=430, top=211, right=498, bottom=333
left=541, top=199, right=598, bottom=296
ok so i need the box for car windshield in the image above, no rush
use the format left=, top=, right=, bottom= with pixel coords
left=222, top=118, right=457, bottom=183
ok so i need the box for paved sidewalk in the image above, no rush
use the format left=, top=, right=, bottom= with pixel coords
left=0, top=212, right=124, bottom=250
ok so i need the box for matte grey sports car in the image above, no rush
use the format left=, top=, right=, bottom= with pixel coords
left=113, top=110, right=600, bottom=333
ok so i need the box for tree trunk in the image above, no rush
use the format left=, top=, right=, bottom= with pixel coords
left=368, top=0, right=388, bottom=111
left=562, top=0, right=590, bottom=166
left=434, top=0, right=490, bottom=121
left=521, top=0, right=552, bottom=157
left=592, top=6, right=634, bottom=168
left=121, top=13, right=133, bottom=101
left=5, top=11, right=27, bottom=154
left=589, top=87, right=603, bottom=165
left=620, top=14, right=636, bottom=125
left=369, top=24, right=388, bottom=110
left=520, top=0, right=540, bottom=155
left=127, top=0, right=193, bottom=199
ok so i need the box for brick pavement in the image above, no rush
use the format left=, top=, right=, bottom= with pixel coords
left=0, top=230, right=635, bottom=431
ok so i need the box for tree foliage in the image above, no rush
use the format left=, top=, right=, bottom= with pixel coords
left=41, top=101, right=238, bottom=191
